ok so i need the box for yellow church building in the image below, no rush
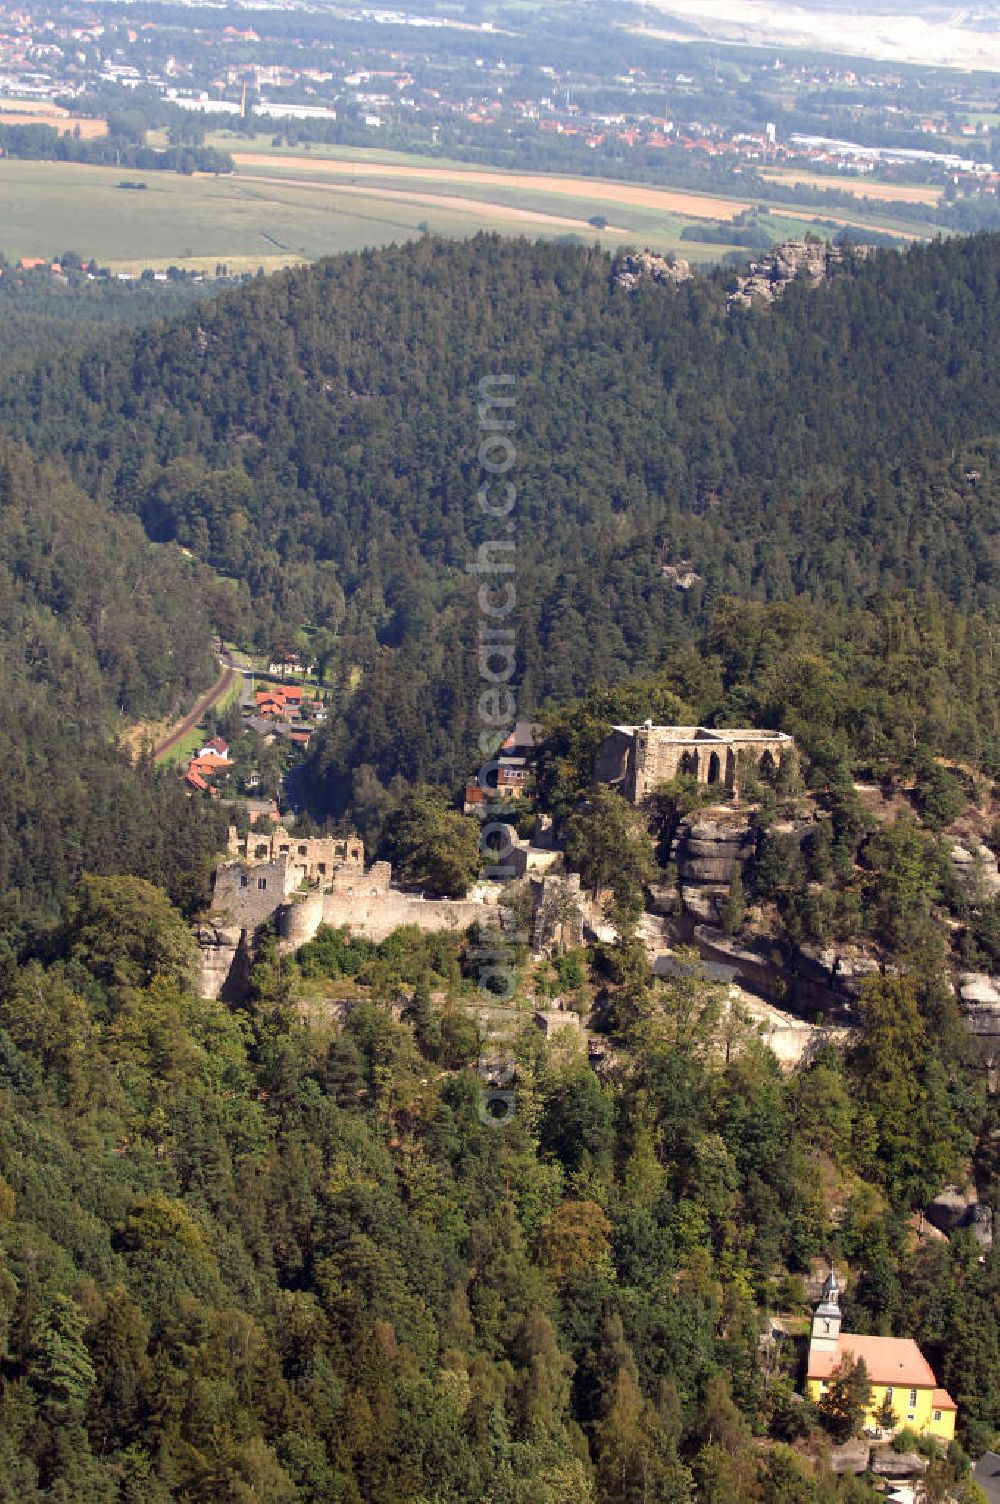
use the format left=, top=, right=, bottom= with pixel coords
left=805, top=1271, right=957, bottom=1444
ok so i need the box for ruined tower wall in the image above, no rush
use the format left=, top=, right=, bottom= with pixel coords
left=278, top=889, right=490, bottom=949
left=210, top=854, right=299, bottom=932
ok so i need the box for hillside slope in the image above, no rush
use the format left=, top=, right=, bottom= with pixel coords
left=0, top=441, right=228, bottom=942
left=5, top=232, right=1000, bottom=811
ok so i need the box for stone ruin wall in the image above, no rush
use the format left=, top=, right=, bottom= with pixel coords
left=211, top=853, right=300, bottom=934
left=280, top=888, right=494, bottom=949
left=231, top=825, right=365, bottom=881
left=597, top=725, right=794, bottom=803
left=200, top=837, right=500, bottom=997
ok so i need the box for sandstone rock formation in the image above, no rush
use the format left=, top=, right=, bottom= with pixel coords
left=613, top=249, right=693, bottom=292
left=950, top=839, right=1000, bottom=900
left=727, top=239, right=875, bottom=309
left=925, top=1183, right=994, bottom=1251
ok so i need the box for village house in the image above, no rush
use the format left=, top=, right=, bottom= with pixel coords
left=805, top=1272, right=957, bottom=1443
left=268, top=657, right=314, bottom=677
left=185, top=750, right=230, bottom=786
left=464, top=720, right=546, bottom=810
left=255, top=684, right=303, bottom=716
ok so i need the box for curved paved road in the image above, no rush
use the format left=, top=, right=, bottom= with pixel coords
left=975, top=1452, right=1000, bottom=1504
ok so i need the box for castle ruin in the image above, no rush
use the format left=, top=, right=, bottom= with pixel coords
left=199, top=825, right=497, bottom=999
left=596, top=724, right=794, bottom=804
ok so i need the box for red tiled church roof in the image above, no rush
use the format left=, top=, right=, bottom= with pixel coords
left=808, top=1334, right=937, bottom=1388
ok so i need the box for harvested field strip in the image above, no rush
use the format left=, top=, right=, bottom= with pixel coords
left=233, top=153, right=751, bottom=221
left=759, top=169, right=941, bottom=205
left=244, top=173, right=633, bottom=232
left=0, top=106, right=106, bottom=136
left=782, top=208, right=923, bottom=240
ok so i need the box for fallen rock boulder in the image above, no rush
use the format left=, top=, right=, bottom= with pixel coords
left=871, top=1448, right=929, bottom=1479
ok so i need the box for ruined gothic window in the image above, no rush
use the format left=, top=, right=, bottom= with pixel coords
left=241, top=876, right=249, bottom=888
left=257, top=877, right=267, bottom=890
left=298, top=845, right=307, bottom=856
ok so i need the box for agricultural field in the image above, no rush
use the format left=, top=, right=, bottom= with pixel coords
left=758, top=167, right=943, bottom=205
left=0, top=97, right=107, bottom=136
left=0, top=154, right=734, bottom=269
left=226, top=144, right=939, bottom=243
left=0, top=139, right=937, bottom=273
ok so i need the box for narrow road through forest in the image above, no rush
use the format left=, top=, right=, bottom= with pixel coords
left=152, top=657, right=237, bottom=761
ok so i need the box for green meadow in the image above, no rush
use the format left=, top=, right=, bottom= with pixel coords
left=0, top=145, right=932, bottom=274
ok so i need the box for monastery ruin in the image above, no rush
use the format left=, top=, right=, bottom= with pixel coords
left=597, top=723, right=794, bottom=803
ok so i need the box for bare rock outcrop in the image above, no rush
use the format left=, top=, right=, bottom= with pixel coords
left=674, top=812, right=755, bottom=887
left=614, top=248, right=692, bottom=292
left=871, top=1448, right=928, bottom=1479
left=728, top=239, right=875, bottom=309
left=951, top=839, right=1000, bottom=899
left=925, top=1184, right=994, bottom=1251
left=194, top=919, right=248, bottom=1003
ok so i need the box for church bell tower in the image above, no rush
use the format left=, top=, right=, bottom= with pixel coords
left=809, top=1269, right=842, bottom=1360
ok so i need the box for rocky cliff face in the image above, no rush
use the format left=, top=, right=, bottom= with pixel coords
left=727, top=239, right=876, bottom=309
left=672, top=811, right=755, bottom=923
left=950, top=839, right=1000, bottom=900
left=613, top=249, right=693, bottom=292
left=193, top=919, right=247, bottom=1003
left=925, top=1184, right=994, bottom=1252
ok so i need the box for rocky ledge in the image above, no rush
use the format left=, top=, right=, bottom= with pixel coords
left=613, top=249, right=693, bottom=292
left=727, top=239, right=875, bottom=309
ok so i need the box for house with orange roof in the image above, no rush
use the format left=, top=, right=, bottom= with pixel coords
left=255, top=692, right=288, bottom=718
left=186, top=752, right=231, bottom=782
left=805, top=1272, right=956, bottom=1442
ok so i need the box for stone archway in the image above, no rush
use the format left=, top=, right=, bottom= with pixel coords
left=759, top=749, right=777, bottom=782
left=707, top=750, right=722, bottom=785
left=680, top=749, right=699, bottom=779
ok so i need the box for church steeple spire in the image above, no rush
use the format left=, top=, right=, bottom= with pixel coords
left=809, top=1269, right=842, bottom=1358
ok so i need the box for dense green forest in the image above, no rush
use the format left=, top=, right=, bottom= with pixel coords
left=0, top=876, right=993, bottom=1502
left=0, top=267, right=223, bottom=371
left=0, top=440, right=227, bottom=953
left=7, top=232, right=1000, bottom=818
left=0, top=211, right=998, bottom=1502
